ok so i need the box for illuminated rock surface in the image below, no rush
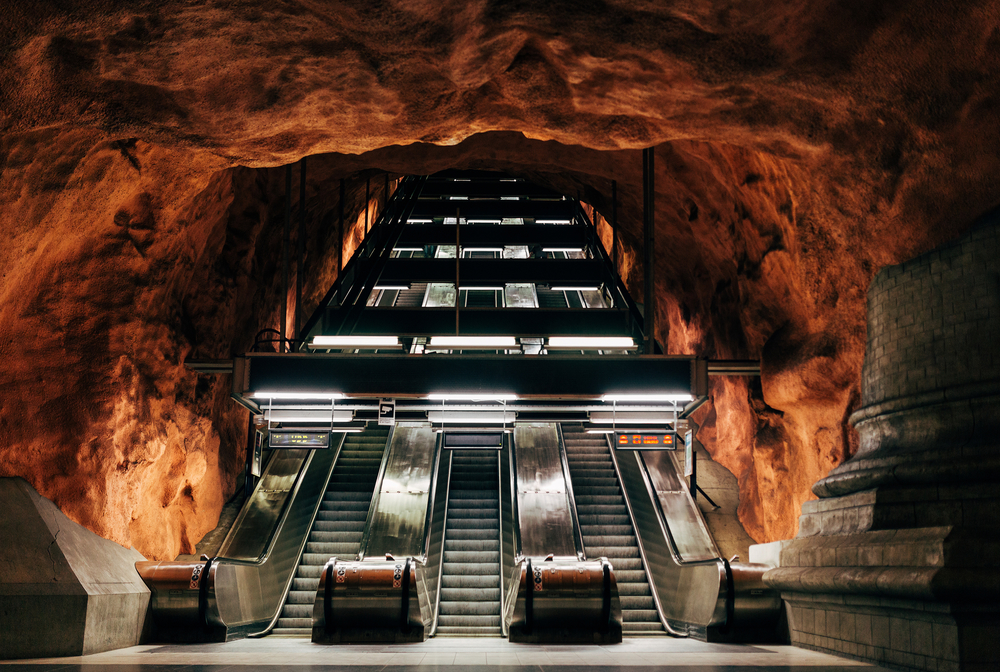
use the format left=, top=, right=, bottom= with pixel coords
left=1, top=2, right=998, bottom=558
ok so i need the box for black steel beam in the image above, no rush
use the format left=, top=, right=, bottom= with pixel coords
left=379, top=258, right=602, bottom=284
left=322, top=308, right=634, bottom=337
left=238, top=353, right=697, bottom=400
left=418, top=181, right=562, bottom=200
left=396, top=224, right=587, bottom=247
left=409, top=200, right=575, bottom=221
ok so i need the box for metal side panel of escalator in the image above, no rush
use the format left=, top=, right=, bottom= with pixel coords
left=312, top=423, right=444, bottom=643
left=136, top=429, right=354, bottom=641
left=608, top=433, right=782, bottom=641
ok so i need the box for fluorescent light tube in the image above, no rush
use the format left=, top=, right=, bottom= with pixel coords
left=251, top=391, right=345, bottom=400
left=542, top=247, right=584, bottom=252
left=461, top=286, right=504, bottom=291
left=462, top=247, right=504, bottom=252
left=600, top=393, right=694, bottom=403
left=549, top=286, right=600, bottom=292
left=428, top=336, right=518, bottom=348
left=547, top=337, right=636, bottom=349
left=426, top=393, right=518, bottom=401
left=310, top=336, right=401, bottom=348
left=535, top=219, right=572, bottom=224
left=374, top=285, right=411, bottom=291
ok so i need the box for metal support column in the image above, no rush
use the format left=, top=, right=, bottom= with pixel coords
left=642, top=148, right=655, bottom=354
left=296, top=158, right=306, bottom=342
left=282, top=164, right=291, bottom=351
left=338, top=179, right=345, bottom=272
left=612, top=180, right=618, bottom=278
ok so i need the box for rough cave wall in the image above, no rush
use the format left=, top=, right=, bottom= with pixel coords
left=0, top=131, right=392, bottom=559
left=2, top=2, right=1000, bottom=557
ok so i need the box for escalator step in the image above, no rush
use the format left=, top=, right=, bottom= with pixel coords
left=564, top=427, right=663, bottom=635
left=441, top=574, right=498, bottom=589
left=285, top=589, right=316, bottom=605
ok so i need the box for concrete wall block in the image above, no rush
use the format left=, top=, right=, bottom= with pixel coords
left=0, top=479, right=149, bottom=660
left=890, top=616, right=912, bottom=651
left=856, top=613, right=873, bottom=645
left=873, top=614, right=892, bottom=648
left=911, top=618, right=935, bottom=657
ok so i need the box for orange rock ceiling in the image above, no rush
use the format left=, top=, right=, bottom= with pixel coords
left=1, top=2, right=998, bottom=559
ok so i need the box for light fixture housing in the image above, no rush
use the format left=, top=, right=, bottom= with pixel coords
left=428, top=336, right=518, bottom=349
left=374, top=284, right=411, bottom=292
left=547, top=337, right=636, bottom=350
left=309, top=336, right=402, bottom=349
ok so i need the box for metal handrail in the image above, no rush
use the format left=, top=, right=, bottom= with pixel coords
left=357, top=424, right=396, bottom=560
left=206, top=431, right=347, bottom=636
left=428, top=449, right=453, bottom=637
left=632, top=449, right=722, bottom=568
left=604, top=433, right=685, bottom=637
left=421, top=432, right=444, bottom=562
left=508, top=436, right=523, bottom=560
left=555, top=423, right=587, bottom=560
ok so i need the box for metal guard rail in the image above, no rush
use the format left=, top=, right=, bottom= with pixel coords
left=574, top=204, right=648, bottom=347
left=299, top=175, right=428, bottom=344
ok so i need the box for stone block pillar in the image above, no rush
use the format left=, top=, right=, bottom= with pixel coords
left=764, top=211, right=1000, bottom=672
left=0, top=478, right=151, bottom=658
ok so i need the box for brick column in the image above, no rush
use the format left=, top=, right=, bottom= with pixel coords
left=764, top=211, right=1000, bottom=672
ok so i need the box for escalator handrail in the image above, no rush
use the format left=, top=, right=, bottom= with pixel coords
left=507, top=435, right=524, bottom=560
left=555, top=423, right=587, bottom=560
left=619, top=439, right=722, bottom=568
left=603, top=433, right=688, bottom=637
left=421, top=432, right=445, bottom=562
left=428, top=449, right=452, bottom=637
left=204, top=432, right=347, bottom=635
left=357, top=425, right=397, bottom=560
left=212, top=449, right=318, bottom=568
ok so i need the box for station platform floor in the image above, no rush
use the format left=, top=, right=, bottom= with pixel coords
left=1, top=636, right=894, bottom=671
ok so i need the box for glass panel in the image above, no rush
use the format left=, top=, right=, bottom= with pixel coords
left=424, top=283, right=456, bottom=307
left=503, top=245, right=529, bottom=259
left=580, top=289, right=607, bottom=309
left=504, top=283, right=537, bottom=308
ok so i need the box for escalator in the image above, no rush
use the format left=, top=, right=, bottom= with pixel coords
left=562, top=426, right=663, bottom=635
left=271, top=426, right=390, bottom=636
left=436, top=450, right=502, bottom=636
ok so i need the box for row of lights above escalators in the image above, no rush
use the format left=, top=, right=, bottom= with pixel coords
left=308, top=335, right=637, bottom=350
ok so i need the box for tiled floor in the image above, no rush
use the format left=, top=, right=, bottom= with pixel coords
left=1, top=636, right=894, bottom=671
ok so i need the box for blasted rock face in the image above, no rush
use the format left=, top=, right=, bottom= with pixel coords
left=2, top=2, right=999, bottom=557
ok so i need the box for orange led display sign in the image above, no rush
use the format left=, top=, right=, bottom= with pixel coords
left=615, top=432, right=675, bottom=450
